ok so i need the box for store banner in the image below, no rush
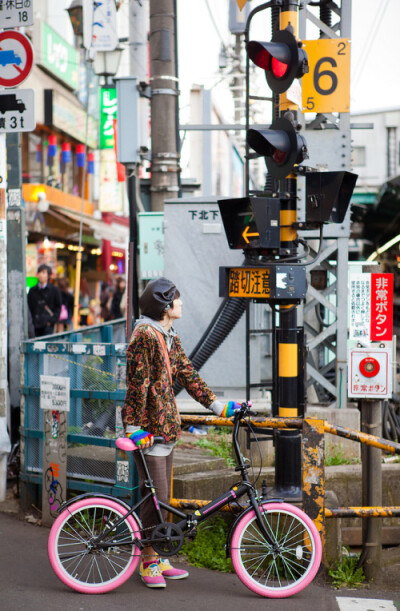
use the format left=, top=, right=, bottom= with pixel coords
left=98, top=149, right=123, bottom=213
left=100, top=88, right=117, bottom=149
left=44, top=89, right=98, bottom=149
left=37, top=22, right=79, bottom=90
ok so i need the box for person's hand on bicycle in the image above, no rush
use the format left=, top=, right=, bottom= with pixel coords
left=126, top=428, right=154, bottom=449
left=221, top=401, right=242, bottom=418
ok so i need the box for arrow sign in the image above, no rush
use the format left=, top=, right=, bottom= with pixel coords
left=242, top=225, right=259, bottom=244
left=0, top=31, right=34, bottom=88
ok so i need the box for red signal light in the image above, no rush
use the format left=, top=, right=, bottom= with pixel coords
left=272, top=148, right=287, bottom=164
left=271, top=57, right=288, bottom=78
left=247, top=29, right=308, bottom=94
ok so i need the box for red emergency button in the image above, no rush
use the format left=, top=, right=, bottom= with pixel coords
left=359, top=357, right=380, bottom=378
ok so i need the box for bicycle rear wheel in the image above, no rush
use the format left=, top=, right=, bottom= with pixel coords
left=48, top=497, right=141, bottom=594
left=231, top=502, right=321, bottom=598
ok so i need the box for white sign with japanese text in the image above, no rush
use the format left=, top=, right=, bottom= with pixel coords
left=83, top=0, right=118, bottom=51
left=0, top=0, right=33, bottom=29
left=349, top=273, right=370, bottom=340
left=40, top=375, right=70, bottom=412
left=0, top=89, right=35, bottom=133
left=349, top=273, right=393, bottom=341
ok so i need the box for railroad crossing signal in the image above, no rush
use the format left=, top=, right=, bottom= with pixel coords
left=301, top=38, right=350, bottom=114
left=247, top=29, right=309, bottom=95
left=246, top=27, right=309, bottom=180
left=247, top=116, right=308, bottom=180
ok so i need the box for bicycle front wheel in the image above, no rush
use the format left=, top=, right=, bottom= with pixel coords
left=48, top=497, right=141, bottom=594
left=231, top=502, right=321, bottom=598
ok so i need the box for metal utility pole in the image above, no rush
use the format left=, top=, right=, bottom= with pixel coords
left=0, top=132, right=10, bottom=501
left=361, top=398, right=382, bottom=584
left=149, top=0, right=180, bottom=211
left=6, top=132, right=27, bottom=444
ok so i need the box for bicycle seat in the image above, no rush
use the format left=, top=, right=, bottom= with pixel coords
left=115, top=437, right=137, bottom=452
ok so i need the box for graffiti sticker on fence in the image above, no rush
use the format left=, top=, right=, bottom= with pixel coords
left=40, top=375, right=70, bottom=412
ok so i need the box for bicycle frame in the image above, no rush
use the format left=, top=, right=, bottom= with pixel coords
left=84, top=407, right=280, bottom=551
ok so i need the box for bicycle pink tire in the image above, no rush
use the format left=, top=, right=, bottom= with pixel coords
left=48, top=497, right=141, bottom=594
left=231, top=502, right=322, bottom=598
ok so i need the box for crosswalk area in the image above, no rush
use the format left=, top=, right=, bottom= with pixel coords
left=337, top=597, right=399, bottom=610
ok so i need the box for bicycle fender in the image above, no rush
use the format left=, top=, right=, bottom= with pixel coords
left=225, top=504, right=253, bottom=558
left=58, top=492, right=141, bottom=525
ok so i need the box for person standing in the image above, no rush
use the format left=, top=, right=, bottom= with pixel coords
left=28, top=264, right=62, bottom=337
left=110, top=276, right=126, bottom=319
left=122, top=277, right=240, bottom=588
left=55, top=278, right=74, bottom=332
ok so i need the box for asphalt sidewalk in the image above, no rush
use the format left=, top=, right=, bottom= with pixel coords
left=1, top=484, right=400, bottom=611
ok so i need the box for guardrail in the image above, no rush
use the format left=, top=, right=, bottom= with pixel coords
left=171, top=414, right=400, bottom=561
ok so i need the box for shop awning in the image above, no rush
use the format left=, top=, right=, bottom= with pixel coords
left=57, top=207, right=129, bottom=246
left=25, top=201, right=129, bottom=247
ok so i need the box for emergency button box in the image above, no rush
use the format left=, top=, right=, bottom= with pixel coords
left=348, top=342, right=392, bottom=398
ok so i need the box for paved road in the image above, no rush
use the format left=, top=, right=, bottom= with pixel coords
left=1, top=512, right=399, bottom=611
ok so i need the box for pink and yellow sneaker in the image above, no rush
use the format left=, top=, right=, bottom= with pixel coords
left=139, top=560, right=166, bottom=588
left=158, top=557, right=189, bottom=580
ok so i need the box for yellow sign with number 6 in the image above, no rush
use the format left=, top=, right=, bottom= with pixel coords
left=301, top=38, right=350, bottom=114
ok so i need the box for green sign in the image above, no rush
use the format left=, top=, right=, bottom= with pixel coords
left=100, top=88, right=117, bottom=149
left=41, top=23, right=79, bottom=90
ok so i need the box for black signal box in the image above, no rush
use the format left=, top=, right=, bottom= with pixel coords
left=218, top=197, right=281, bottom=250
left=305, top=171, right=358, bottom=224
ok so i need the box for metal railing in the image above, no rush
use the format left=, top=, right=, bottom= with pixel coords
left=20, top=320, right=141, bottom=507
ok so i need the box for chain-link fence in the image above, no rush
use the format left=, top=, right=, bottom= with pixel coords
left=21, top=321, right=140, bottom=506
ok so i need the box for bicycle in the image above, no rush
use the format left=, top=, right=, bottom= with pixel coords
left=47, top=403, right=322, bottom=598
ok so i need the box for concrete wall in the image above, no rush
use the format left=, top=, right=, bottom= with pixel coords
left=164, top=197, right=246, bottom=398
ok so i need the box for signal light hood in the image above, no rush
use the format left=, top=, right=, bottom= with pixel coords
left=247, top=116, right=308, bottom=180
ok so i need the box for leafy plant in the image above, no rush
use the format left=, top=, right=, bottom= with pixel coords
left=325, top=446, right=356, bottom=466
left=179, top=516, right=234, bottom=572
left=194, top=427, right=235, bottom=467
left=82, top=355, right=116, bottom=424
left=328, top=548, right=365, bottom=588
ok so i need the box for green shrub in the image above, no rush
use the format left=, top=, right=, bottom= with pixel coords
left=328, top=548, right=365, bottom=588
left=193, top=427, right=235, bottom=467
left=325, top=446, right=355, bottom=466
left=179, top=516, right=234, bottom=572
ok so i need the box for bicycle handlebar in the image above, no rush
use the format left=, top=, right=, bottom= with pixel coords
left=236, top=401, right=258, bottom=419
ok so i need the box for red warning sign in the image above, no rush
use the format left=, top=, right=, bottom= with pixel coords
left=0, top=31, right=34, bottom=88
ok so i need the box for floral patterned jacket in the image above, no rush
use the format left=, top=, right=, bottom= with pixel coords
left=122, top=324, right=216, bottom=442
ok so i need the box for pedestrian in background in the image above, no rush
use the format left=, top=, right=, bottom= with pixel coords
left=100, top=283, right=114, bottom=321
left=27, top=264, right=62, bottom=337
left=55, top=278, right=74, bottom=332
left=110, top=276, right=126, bottom=319
left=79, top=277, right=90, bottom=326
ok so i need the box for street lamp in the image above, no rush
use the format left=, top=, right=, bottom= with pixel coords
left=67, top=1, right=124, bottom=330
left=93, top=48, right=123, bottom=87
left=66, top=0, right=83, bottom=38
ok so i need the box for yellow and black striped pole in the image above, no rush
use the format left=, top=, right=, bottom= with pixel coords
left=273, top=1, right=304, bottom=498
